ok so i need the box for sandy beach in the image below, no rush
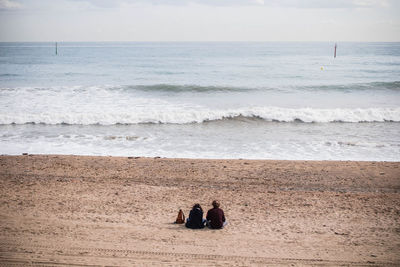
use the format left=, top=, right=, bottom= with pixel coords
left=0, top=155, right=399, bottom=266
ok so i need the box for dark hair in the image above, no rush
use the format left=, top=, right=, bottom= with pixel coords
left=212, top=200, right=220, bottom=208
left=193, top=203, right=203, bottom=212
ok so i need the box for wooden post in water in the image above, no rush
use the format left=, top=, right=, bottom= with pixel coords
left=334, top=43, right=337, bottom=58
left=55, top=42, right=58, bottom=55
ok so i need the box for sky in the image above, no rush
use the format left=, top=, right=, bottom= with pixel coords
left=0, top=0, right=399, bottom=42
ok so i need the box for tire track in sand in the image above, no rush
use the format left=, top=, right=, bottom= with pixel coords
left=0, top=242, right=394, bottom=266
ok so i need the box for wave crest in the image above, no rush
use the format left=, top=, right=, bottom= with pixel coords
left=1, top=107, right=399, bottom=125
left=110, top=81, right=400, bottom=93
left=1, top=81, right=399, bottom=94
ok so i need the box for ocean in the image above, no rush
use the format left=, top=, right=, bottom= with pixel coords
left=0, top=42, right=399, bottom=161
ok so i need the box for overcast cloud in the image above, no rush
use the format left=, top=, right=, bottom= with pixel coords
left=62, top=0, right=392, bottom=8
left=0, top=0, right=399, bottom=41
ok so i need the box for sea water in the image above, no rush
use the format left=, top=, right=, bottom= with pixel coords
left=0, top=42, right=399, bottom=161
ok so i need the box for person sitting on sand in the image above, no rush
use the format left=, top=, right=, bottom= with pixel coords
left=206, top=200, right=227, bottom=229
left=185, top=203, right=206, bottom=229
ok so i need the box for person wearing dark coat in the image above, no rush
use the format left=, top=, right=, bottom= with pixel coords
left=206, top=200, right=227, bottom=229
left=185, top=203, right=206, bottom=229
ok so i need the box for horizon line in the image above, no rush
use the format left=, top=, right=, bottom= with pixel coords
left=1, top=40, right=400, bottom=43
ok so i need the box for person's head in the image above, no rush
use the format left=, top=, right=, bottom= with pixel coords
left=212, top=200, right=220, bottom=208
left=193, top=203, right=202, bottom=211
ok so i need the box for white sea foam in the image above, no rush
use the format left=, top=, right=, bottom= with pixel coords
left=1, top=107, right=399, bottom=125
left=1, top=122, right=399, bottom=161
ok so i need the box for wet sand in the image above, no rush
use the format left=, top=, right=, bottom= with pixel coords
left=0, top=155, right=399, bottom=266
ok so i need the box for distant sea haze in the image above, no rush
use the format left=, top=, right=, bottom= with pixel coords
left=0, top=42, right=399, bottom=161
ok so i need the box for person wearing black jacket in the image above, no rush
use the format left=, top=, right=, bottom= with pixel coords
left=185, top=203, right=206, bottom=229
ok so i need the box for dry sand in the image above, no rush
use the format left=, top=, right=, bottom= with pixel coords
left=0, top=155, right=399, bottom=266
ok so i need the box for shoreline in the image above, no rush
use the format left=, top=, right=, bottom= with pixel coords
left=3, top=153, right=400, bottom=162
left=1, top=154, right=399, bottom=265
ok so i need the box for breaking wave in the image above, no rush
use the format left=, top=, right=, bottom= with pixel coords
left=2, top=81, right=399, bottom=94
left=77, top=81, right=400, bottom=93
left=123, top=84, right=251, bottom=93
left=1, top=107, right=399, bottom=125
left=300, top=81, right=400, bottom=92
